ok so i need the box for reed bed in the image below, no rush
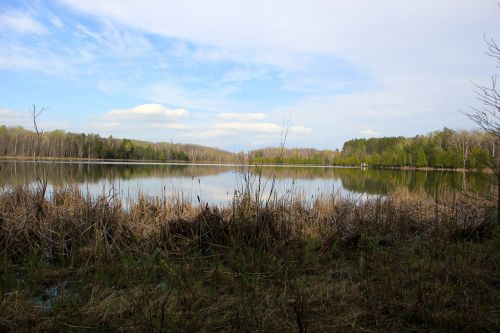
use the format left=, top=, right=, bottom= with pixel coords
left=0, top=185, right=498, bottom=332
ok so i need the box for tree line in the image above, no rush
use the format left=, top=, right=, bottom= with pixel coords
left=249, top=147, right=338, bottom=165
left=249, top=128, right=494, bottom=170
left=0, top=125, right=235, bottom=163
left=338, top=128, right=493, bottom=169
left=0, top=125, right=495, bottom=169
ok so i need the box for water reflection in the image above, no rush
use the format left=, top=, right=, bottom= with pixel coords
left=0, top=161, right=490, bottom=204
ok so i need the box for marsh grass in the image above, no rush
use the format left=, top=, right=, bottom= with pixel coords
left=0, top=184, right=498, bottom=332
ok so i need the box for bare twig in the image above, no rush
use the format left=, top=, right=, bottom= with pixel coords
left=30, top=105, right=49, bottom=218
left=465, top=32, right=500, bottom=225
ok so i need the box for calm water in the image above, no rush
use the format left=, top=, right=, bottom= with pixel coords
left=0, top=160, right=490, bottom=205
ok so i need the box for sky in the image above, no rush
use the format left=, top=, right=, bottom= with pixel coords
left=0, top=0, right=499, bottom=151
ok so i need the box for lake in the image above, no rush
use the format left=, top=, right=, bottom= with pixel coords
left=0, top=160, right=490, bottom=205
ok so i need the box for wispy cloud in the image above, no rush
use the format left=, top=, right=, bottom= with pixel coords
left=49, top=16, right=63, bottom=29
left=0, top=107, right=34, bottom=128
left=360, top=129, right=381, bottom=137
left=182, top=129, right=228, bottom=140
left=150, top=123, right=187, bottom=130
left=0, top=10, right=46, bottom=35
left=214, top=122, right=282, bottom=134
left=0, top=43, right=70, bottom=75
left=218, top=113, right=266, bottom=121
left=214, top=122, right=310, bottom=135
left=97, top=80, right=127, bottom=94
left=0, top=15, right=155, bottom=78
left=0, top=108, right=26, bottom=119
left=75, top=22, right=152, bottom=58
left=178, top=119, right=311, bottom=144
left=143, top=80, right=265, bottom=113
left=0, top=108, right=65, bottom=130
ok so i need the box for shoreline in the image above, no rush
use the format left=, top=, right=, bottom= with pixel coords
left=0, top=155, right=480, bottom=172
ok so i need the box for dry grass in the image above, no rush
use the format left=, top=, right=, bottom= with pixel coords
left=0, top=185, right=498, bottom=332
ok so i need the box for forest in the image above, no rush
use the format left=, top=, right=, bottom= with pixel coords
left=338, top=128, right=494, bottom=168
left=250, top=128, right=495, bottom=169
left=0, top=125, right=235, bottom=163
left=0, top=124, right=495, bottom=169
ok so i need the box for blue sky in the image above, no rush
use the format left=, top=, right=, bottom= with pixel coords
left=0, top=0, right=498, bottom=151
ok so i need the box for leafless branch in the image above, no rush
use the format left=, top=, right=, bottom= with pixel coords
left=30, top=105, right=49, bottom=216
left=466, top=30, right=500, bottom=225
left=30, top=105, right=49, bottom=158
left=265, top=119, right=290, bottom=208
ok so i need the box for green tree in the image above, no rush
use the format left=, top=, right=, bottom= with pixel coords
left=415, top=146, right=427, bottom=167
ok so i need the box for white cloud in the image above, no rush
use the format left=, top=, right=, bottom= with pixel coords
left=191, top=47, right=233, bottom=63
left=150, top=123, right=187, bottom=130
left=221, top=66, right=269, bottom=84
left=0, top=108, right=25, bottom=119
left=179, top=120, right=311, bottom=145
left=144, top=82, right=228, bottom=111
left=214, top=122, right=310, bottom=135
left=262, top=69, right=483, bottom=149
left=50, top=16, right=63, bottom=29
left=0, top=10, right=47, bottom=35
left=182, top=129, right=228, bottom=140
left=215, top=122, right=281, bottom=133
left=59, top=1, right=497, bottom=67
left=104, top=103, right=188, bottom=121
left=0, top=108, right=35, bottom=128
left=360, top=129, right=381, bottom=137
left=218, top=112, right=266, bottom=121
left=290, top=125, right=312, bottom=134
left=95, top=104, right=189, bottom=136
left=143, top=79, right=269, bottom=113
left=0, top=108, right=61, bottom=130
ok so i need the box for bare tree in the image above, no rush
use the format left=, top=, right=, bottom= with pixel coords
left=31, top=104, right=48, bottom=159
left=466, top=36, right=500, bottom=225
left=30, top=105, right=49, bottom=217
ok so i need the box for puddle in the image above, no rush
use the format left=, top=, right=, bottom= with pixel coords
left=34, top=280, right=72, bottom=310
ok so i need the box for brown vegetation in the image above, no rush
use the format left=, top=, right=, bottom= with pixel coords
left=0, top=185, right=498, bottom=332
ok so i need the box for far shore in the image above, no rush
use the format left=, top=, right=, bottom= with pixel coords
left=0, top=155, right=484, bottom=172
